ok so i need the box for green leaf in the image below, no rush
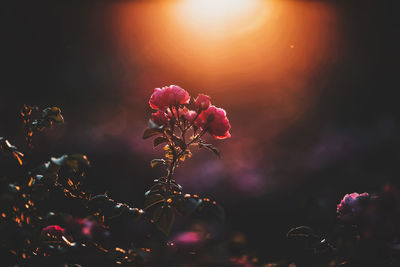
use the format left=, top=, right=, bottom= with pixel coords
left=50, top=155, right=68, bottom=166
left=145, top=183, right=165, bottom=197
left=197, top=200, right=225, bottom=222
left=66, top=154, right=90, bottom=170
left=69, top=154, right=90, bottom=166
left=202, top=144, right=220, bottom=158
left=172, top=136, right=186, bottom=149
left=149, top=119, right=161, bottom=129
left=154, top=206, right=175, bottom=236
left=142, top=128, right=162, bottom=139
left=151, top=205, right=163, bottom=222
left=174, top=197, right=202, bottom=215
left=286, top=226, right=325, bottom=252
left=111, top=203, right=129, bottom=218
left=49, top=154, right=90, bottom=172
left=150, top=159, right=166, bottom=168
left=153, top=137, right=167, bottom=147
left=42, top=107, right=64, bottom=124
left=144, top=194, right=165, bottom=210
left=286, top=226, right=318, bottom=240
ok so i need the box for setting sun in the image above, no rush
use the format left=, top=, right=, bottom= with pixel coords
left=174, top=0, right=265, bottom=35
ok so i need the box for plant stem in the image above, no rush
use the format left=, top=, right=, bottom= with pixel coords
left=166, top=129, right=206, bottom=183
left=166, top=155, right=177, bottom=183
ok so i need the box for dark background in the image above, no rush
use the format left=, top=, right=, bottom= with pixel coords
left=1, top=0, right=399, bottom=261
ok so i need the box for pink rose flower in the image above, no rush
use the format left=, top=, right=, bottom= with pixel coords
left=337, top=192, right=370, bottom=222
left=183, top=108, right=197, bottom=122
left=195, top=106, right=231, bottom=139
left=151, top=111, right=168, bottom=126
left=195, top=94, right=211, bottom=111
left=149, top=85, right=190, bottom=110
left=167, top=107, right=184, bottom=120
left=41, top=225, right=66, bottom=239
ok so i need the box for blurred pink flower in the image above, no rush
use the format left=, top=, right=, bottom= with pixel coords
left=173, top=231, right=202, bottom=244
left=337, top=192, right=370, bottom=222
left=195, top=93, right=211, bottom=110
left=149, top=85, right=190, bottom=110
left=195, top=105, right=231, bottom=139
left=66, top=217, right=109, bottom=240
left=41, top=225, right=66, bottom=239
left=151, top=110, right=168, bottom=126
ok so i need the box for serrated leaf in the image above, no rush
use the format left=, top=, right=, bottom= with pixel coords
left=287, top=226, right=318, bottom=240
left=142, top=128, right=162, bottom=139
left=46, top=161, right=62, bottom=175
left=149, top=119, right=160, bottom=129
left=50, top=155, right=68, bottom=166
left=202, top=144, right=220, bottom=158
left=150, top=159, right=166, bottom=168
left=151, top=206, right=163, bottom=222
left=144, top=194, right=165, bottom=210
left=174, top=197, right=202, bottom=215
left=286, top=226, right=323, bottom=251
left=153, top=137, right=167, bottom=147
left=68, top=154, right=91, bottom=167
left=199, top=201, right=225, bottom=222
left=42, top=107, right=64, bottom=124
left=111, top=203, right=129, bottom=218
left=154, top=206, right=175, bottom=236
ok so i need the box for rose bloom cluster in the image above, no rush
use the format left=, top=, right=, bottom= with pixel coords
left=336, top=192, right=370, bottom=222
left=149, top=85, right=231, bottom=139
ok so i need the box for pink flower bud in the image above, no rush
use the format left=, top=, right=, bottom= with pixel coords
left=195, top=106, right=231, bottom=139
left=183, top=108, right=197, bottom=122
left=149, top=85, right=190, bottom=110
left=151, top=111, right=168, bottom=126
left=195, top=94, right=211, bottom=110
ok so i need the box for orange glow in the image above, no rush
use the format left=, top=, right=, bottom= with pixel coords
left=110, top=0, right=341, bottom=136
left=174, top=0, right=266, bottom=37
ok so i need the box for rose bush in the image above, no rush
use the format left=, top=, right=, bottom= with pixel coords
left=0, top=89, right=231, bottom=266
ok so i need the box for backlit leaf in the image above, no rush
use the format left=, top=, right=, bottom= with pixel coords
left=202, top=144, right=220, bottom=158
left=144, top=194, right=165, bottom=210
left=142, top=128, right=162, bottom=139
left=150, top=159, right=166, bottom=168
left=154, top=206, right=175, bottom=236
left=153, top=137, right=167, bottom=147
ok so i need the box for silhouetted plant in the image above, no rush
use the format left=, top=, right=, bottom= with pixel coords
left=0, top=85, right=232, bottom=266
left=143, top=85, right=230, bottom=236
